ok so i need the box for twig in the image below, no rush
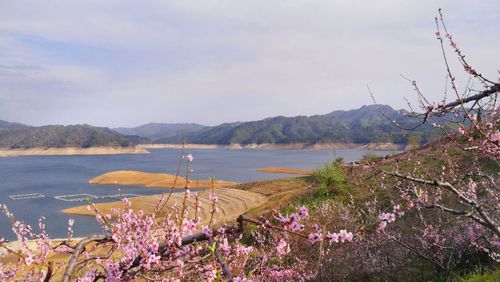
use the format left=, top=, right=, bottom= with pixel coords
left=209, top=236, right=233, bottom=281
left=387, top=171, right=500, bottom=236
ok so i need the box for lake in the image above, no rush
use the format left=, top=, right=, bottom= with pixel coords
left=0, top=148, right=393, bottom=240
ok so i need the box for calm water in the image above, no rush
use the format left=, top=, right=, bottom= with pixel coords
left=0, top=148, right=392, bottom=240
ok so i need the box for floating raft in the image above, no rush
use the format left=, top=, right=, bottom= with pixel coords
left=9, top=193, right=45, bottom=200
left=54, top=193, right=140, bottom=202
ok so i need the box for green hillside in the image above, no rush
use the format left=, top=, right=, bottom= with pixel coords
left=159, top=105, right=441, bottom=145
left=113, top=123, right=207, bottom=142
left=0, top=123, right=151, bottom=149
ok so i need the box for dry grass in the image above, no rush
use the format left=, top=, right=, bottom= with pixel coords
left=66, top=176, right=312, bottom=222
left=237, top=177, right=313, bottom=216
left=89, top=170, right=239, bottom=189
left=63, top=188, right=267, bottom=226
left=256, top=167, right=313, bottom=175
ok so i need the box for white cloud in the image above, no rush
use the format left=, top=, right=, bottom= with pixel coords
left=0, top=0, right=498, bottom=127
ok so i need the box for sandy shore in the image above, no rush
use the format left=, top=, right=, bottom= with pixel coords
left=89, top=170, right=239, bottom=188
left=141, top=143, right=404, bottom=151
left=257, top=167, right=313, bottom=175
left=63, top=188, right=267, bottom=225
left=138, top=144, right=220, bottom=149
left=0, top=147, right=150, bottom=157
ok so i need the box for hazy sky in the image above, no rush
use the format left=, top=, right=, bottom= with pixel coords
left=0, top=1, right=498, bottom=127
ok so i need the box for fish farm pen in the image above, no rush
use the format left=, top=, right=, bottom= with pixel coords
left=9, top=193, right=45, bottom=200
left=55, top=193, right=141, bottom=202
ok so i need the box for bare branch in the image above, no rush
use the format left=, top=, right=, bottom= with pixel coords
left=209, top=236, right=233, bottom=281
left=62, top=236, right=110, bottom=282
left=387, top=171, right=500, bottom=237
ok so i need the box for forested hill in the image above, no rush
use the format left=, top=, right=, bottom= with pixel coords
left=0, top=122, right=151, bottom=149
left=159, top=105, right=440, bottom=145
left=113, top=123, right=208, bottom=142
left=0, top=120, right=29, bottom=131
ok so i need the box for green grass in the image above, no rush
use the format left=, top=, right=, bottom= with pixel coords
left=360, top=153, right=383, bottom=163
left=446, top=148, right=463, bottom=157
left=479, top=157, right=500, bottom=174
left=283, top=161, right=352, bottom=211
left=453, top=267, right=500, bottom=282
left=310, top=161, right=346, bottom=188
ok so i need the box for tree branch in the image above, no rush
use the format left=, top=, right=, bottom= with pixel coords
left=62, top=236, right=110, bottom=282
left=387, top=171, right=500, bottom=237
left=209, top=236, right=233, bottom=281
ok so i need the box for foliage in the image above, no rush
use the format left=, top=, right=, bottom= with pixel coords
left=360, top=153, right=384, bottom=163
left=0, top=124, right=150, bottom=148
left=311, top=161, right=345, bottom=189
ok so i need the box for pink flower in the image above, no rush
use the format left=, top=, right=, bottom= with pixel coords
left=338, top=230, right=353, bottom=242
left=209, top=193, right=218, bottom=202
left=276, top=238, right=290, bottom=256
left=490, top=130, right=500, bottom=142
left=327, top=232, right=339, bottom=243
left=450, top=40, right=457, bottom=49
left=458, top=127, right=465, bottom=135
left=308, top=232, right=323, bottom=244
left=185, top=154, right=194, bottom=162
left=298, top=206, right=309, bottom=219
left=378, top=212, right=396, bottom=223
left=202, top=225, right=213, bottom=236
left=392, top=205, right=400, bottom=213
left=326, top=230, right=353, bottom=243
left=378, top=221, right=387, bottom=232
left=288, top=221, right=305, bottom=232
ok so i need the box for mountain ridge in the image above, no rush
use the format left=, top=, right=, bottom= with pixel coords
left=113, top=123, right=208, bottom=142
left=0, top=105, right=441, bottom=149
left=157, top=105, right=437, bottom=145
left=0, top=123, right=151, bottom=149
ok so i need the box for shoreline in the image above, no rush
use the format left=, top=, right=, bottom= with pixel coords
left=0, top=146, right=150, bottom=157
left=256, top=167, right=313, bottom=175
left=139, top=142, right=406, bottom=151
left=89, top=170, right=239, bottom=188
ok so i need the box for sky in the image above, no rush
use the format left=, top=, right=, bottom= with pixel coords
left=0, top=1, right=498, bottom=127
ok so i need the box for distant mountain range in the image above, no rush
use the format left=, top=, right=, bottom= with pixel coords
left=156, top=105, right=439, bottom=145
left=0, top=105, right=443, bottom=149
left=113, top=123, right=208, bottom=142
left=0, top=122, right=150, bottom=149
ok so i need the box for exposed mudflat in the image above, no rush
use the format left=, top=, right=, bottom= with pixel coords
left=141, top=142, right=404, bottom=150
left=0, top=147, right=149, bottom=157
left=89, top=170, right=239, bottom=188
left=256, top=167, right=313, bottom=175
left=63, top=188, right=267, bottom=226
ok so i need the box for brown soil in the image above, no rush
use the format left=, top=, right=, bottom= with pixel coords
left=256, top=167, right=313, bottom=175
left=63, top=188, right=267, bottom=226
left=0, top=147, right=149, bottom=157
left=237, top=177, right=313, bottom=216
left=89, top=170, right=239, bottom=188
